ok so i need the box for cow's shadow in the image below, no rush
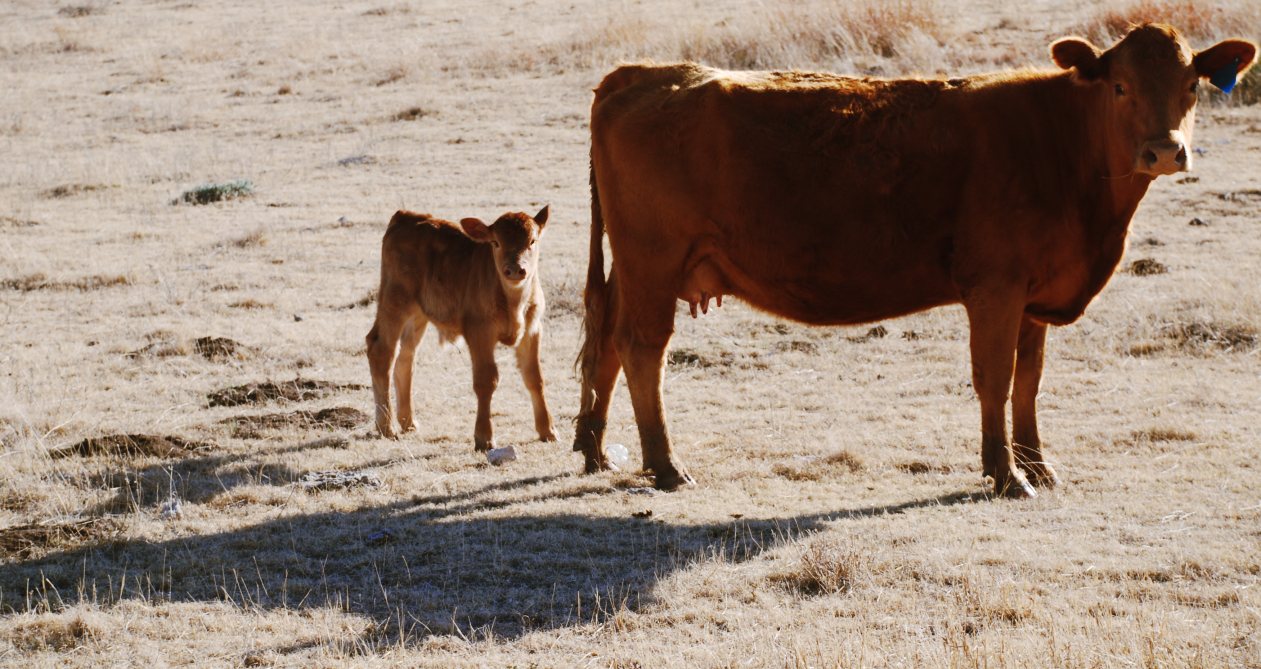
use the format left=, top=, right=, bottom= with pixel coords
left=2, top=471, right=981, bottom=648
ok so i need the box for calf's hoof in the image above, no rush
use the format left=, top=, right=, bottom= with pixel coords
left=474, top=436, right=495, bottom=453
left=538, top=429, right=558, bottom=443
left=653, top=470, right=696, bottom=491
left=377, top=425, right=397, bottom=440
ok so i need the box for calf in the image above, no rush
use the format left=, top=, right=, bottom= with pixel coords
left=366, top=205, right=557, bottom=450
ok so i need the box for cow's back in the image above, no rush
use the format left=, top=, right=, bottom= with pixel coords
left=590, top=64, right=1102, bottom=326
left=380, top=211, right=498, bottom=327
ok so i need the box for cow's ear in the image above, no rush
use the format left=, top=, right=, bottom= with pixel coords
left=1194, top=40, right=1257, bottom=91
left=1051, top=37, right=1104, bottom=81
left=533, top=204, right=550, bottom=230
left=459, top=218, right=493, bottom=243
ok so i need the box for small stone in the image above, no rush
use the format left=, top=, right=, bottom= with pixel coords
left=486, top=445, right=517, bottom=465
left=1189, top=217, right=1209, bottom=226
left=293, top=314, right=304, bottom=322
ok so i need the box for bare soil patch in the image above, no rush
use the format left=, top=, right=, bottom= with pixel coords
left=0, top=518, right=120, bottom=559
left=222, top=407, right=369, bottom=438
left=207, top=378, right=365, bottom=408
left=54, top=434, right=214, bottom=459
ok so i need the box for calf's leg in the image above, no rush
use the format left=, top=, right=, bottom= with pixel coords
left=964, top=288, right=1036, bottom=498
left=392, top=315, right=428, bottom=433
left=1012, top=317, right=1060, bottom=487
left=515, top=329, right=557, bottom=442
left=467, top=335, right=499, bottom=452
left=614, top=288, right=693, bottom=490
left=366, top=310, right=407, bottom=439
left=574, top=267, right=622, bottom=473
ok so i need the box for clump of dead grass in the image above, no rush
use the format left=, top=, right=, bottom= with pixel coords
left=218, top=227, right=269, bottom=249
left=466, top=0, right=954, bottom=76
left=770, top=535, right=871, bottom=596
left=772, top=450, right=864, bottom=481
left=6, top=611, right=104, bottom=651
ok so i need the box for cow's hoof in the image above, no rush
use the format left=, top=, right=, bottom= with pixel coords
left=1030, top=470, right=1061, bottom=488
left=653, top=471, right=696, bottom=491
left=378, top=427, right=398, bottom=440
left=583, top=456, right=618, bottom=474
left=538, top=429, right=558, bottom=443
left=474, top=437, right=495, bottom=453
left=996, top=476, right=1037, bottom=499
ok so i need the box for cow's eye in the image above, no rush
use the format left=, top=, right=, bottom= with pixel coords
left=1114, top=83, right=1125, bottom=96
left=1190, top=80, right=1199, bottom=93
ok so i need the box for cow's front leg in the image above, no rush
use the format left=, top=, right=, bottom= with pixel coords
left=1012, top=317, right=1060, bottom=487
left=515, top=329, right=557, bottom=442
left=614, top=291, right=693, bottom=490
left=468, top=337, right=499, bottom=452
left=964, top=287, right=1035, bottom=498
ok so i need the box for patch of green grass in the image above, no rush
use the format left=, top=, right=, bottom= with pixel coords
left=176, top=179, right=254, bottom=205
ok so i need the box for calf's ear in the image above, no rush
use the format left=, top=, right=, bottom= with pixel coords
left=533, top=204, right=550, bottom=229
left=1051, top=37, right=1104, bottom=81
left=1194, top=40, right=1258, bottom=92
left=459, top=218, right=494, bottom=243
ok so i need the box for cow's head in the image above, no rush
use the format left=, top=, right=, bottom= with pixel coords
left=1051, top=24, right=1256, bottom=177
left=460, top=205, right=549, bottom=286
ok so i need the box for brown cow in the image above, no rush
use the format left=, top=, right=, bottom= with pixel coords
left=367, top=206, right=557, bottom=450
left=574, top=24, right=1256, bottom=495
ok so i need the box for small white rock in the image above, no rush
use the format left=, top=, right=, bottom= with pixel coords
left=486, top=445, right=517, bottom=465
left=160, top=498, right=183, bottom=520
left=605, top=443, right=629, bottom=467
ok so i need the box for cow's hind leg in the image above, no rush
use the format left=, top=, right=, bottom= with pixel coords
left=964, top=288, right=1036, bottom=498
left=575, top=266, right=622, bottom=473
left=392, top=313, right=429, bottom=433
left=614, top=287, right=693, bottom=490
left=467, top=334, right=499, bottom=452
left=515, top=328, right=557, bottom=443
left=366, top=307, right=407, bottom=439
left=1012, top=317, right=1060, bottom=487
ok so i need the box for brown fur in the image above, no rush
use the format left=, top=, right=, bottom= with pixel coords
left=367, top=207, right=556, bottom=450
left=573, top=24, right=1257, bottom=494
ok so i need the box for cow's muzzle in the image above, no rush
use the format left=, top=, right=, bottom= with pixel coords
left=503, top=266, right=528, bottom=282
left=1136, top=136, right=1188, bottom=176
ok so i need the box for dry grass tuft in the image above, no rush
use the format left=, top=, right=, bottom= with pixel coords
left=1132, top=426, right=1198, bottom=442
left=770, top=535, right=871, bottom=596
left=772, top=451, right=863, bottom=481
left=1167, top=319, right=1259, bottom=351
left=1126, top=258, right=1168, bottom=276
left=40, top=184, right=104, bottom=199
left=6, top=612, right=102, bottom=651
left=221, top=227, right=269, bottom=249
left=468, top=0, right=954, bottom=76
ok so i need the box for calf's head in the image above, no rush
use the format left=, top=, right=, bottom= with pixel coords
left=460, top=205, right=549, bottom=286
left=1051, top=23, right=1256, bottom=177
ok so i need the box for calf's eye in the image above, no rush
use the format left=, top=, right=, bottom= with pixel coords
left=1190, top=81, right=1199, bottom=93
left=1114, top=84, right=1125, bottom=96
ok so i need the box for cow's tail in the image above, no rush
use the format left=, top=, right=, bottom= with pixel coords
left=576, top=157, right=607, bottom=414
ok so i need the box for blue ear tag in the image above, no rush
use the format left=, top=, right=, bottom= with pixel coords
left=1209, top=56, right=1242, bottom=93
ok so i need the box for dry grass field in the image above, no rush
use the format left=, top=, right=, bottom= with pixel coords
left=3, top=0, right=1261, bottom=666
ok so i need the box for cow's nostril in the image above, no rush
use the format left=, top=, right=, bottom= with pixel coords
left=1175, top=147, right=1187, bottom=165
left=1143, top=149, right=1158, bottom=167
